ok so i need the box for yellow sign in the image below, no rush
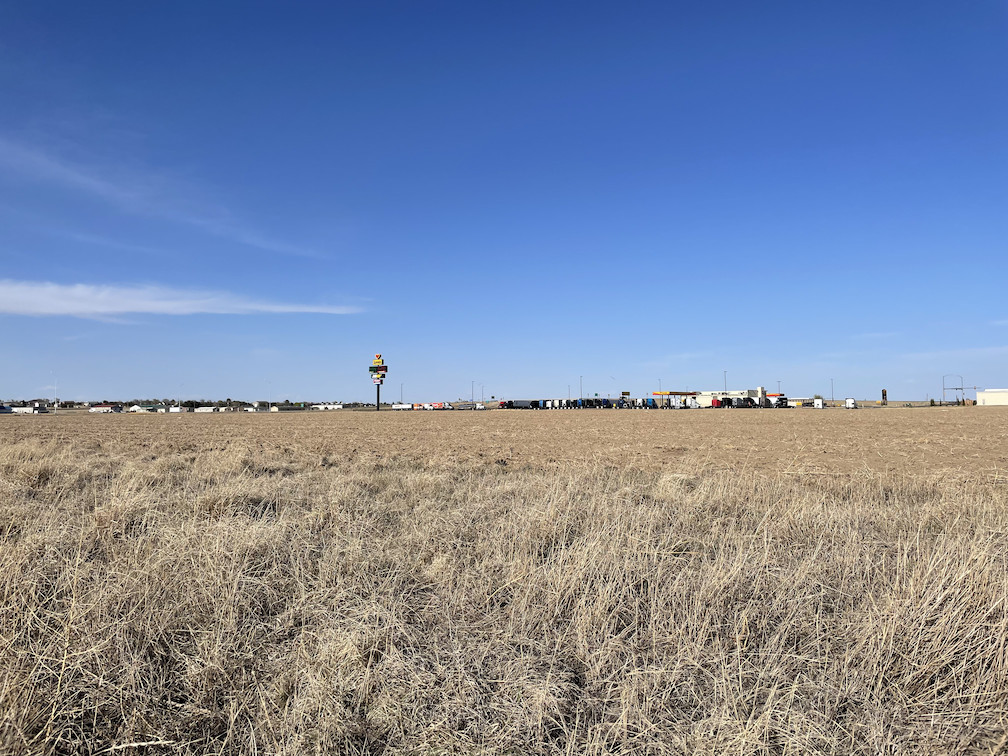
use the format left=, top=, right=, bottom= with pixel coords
left=372, top=359, right=384, bottom=366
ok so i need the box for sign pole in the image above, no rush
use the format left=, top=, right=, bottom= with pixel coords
left=370, top=353, right=386, bottom=410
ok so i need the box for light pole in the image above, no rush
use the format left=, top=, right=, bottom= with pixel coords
left=400, top=383, right=403, bottom=404
left=723, top=370, right=727, bottom=392
left=579, top=376, right=583, bottom=403
left=480, top=384, right=484, bottom=403
left=830, top=378, right=834, bottom=407
left=568, top=385, right=571, bottom=400
left=942, top=374, right=965, bottom=405
left=471, top=380, right=474, bottom=403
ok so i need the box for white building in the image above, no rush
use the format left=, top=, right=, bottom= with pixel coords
left=130, top=405, right=165, bottom=413
left=194, top=406, right=218, bottom=413
left=976, top=389, right=1008, bottom=406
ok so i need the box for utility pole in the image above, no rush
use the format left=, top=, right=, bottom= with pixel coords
left=400, top=383, right=403, bottom=404
left=830, top=378, right=834, bottom=407
left=579, top=376, right=583, bottom=403
left=723, top=370, right=727, bottom=392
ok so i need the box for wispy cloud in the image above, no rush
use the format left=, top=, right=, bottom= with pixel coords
left=250, top=347, right=284, bottom=360
left=641, top=351, right=711, bottom=370
left=813, top=342, right=1008, bottom=365
left=896, top=344, right=1008, bottom=362
left=853, top=331, right=900, bottom=340
left=0, top=280, right=360, bottom=318
left=57, top=230, right=165, bottom=257
left=0, top=136, right=324, bottom=259
left=0, top=135, right=143, bottom=207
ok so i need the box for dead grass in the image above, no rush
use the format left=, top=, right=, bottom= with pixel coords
left=1, top=410, right=1007, bottom=754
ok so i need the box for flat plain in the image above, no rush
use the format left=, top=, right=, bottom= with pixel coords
left=2, top=408, right=1007, bottom=754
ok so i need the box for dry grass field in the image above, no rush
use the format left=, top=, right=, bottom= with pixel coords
left=2, top=408, right=1007, bottom=754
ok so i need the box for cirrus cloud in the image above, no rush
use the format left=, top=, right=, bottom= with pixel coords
left=0, top=279, right=360, bottom=318
left=0, top=136, right=326, bottom=259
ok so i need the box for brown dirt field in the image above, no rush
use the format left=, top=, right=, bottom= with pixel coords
left=5, top=406, right=1007, bottom=478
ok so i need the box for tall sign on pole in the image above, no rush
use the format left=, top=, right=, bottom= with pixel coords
left=368, top=354, right=387, bottom=411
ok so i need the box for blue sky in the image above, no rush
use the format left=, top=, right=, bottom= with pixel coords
left=1, top=2, right=1005, bottom=403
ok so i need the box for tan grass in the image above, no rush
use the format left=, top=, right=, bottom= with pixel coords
left=1, top=410, right=1007, bottom=754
